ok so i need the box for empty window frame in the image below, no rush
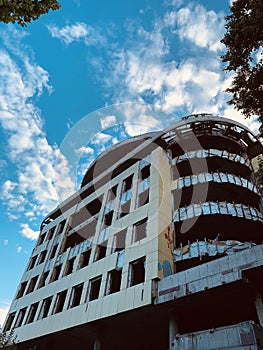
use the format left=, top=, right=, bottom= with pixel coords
left=37, top=232, right=46, bottom=246
left=105, top=269, right=122, bottom=295
left=52, top=290, right=67, bottom=314
left=140, top=164, right=150, bottom=180
left=133, top=218, right=148, bottom=242
left=137, top=189, right=149, bottom=207
left=68, top=283, right=83, bottom=308
left=79, top=249, right=91, bottom=268
left=104, top=210, right=114, bottom=227
left=50, top=264, right=62, bottom=282
left=128, top=257, right=146, bottom=287
left=38, top=297, right=52, bottom=319
left=26, top=276, right=38, bottom=294
left=112, top=228, right=127, bottom=253
left=60, top=225, right=93, bottom=253
left=107, top=185, right=118, bottom=202
left=50, top=243, right=58, bottom=259
left=25, top=303, right=38, bottom=324
left=16, top=281, right=27, bottom=299
left=47, top=226, right=56, bottom=240
left=3, top=313, right=15, bottom=332
left=14, top=308, right=27, bottom=328
left=37, top=271, right=49, bottom=289
left=94, top=244, right=107, bottom=261
left=118, top=200, right=131, bottom=218
left=118, top=175, right=133, bottom=219
left=57, top=219, right=66, bottom=235
left=37, top=250, right=47, bottom=265
left=27, top=255, right=37, bottom=270
left=64, top=258, right=75, bottom=276
left=94, top=228, right=110, bottom=261
left=123, top=174, right=133, bottom=193
left=71, top=196, right=103, bottom=228
left=88, top=276, right=102, bottom=301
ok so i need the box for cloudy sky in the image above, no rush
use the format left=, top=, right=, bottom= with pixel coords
left=0, top=0, right=261, bottom=326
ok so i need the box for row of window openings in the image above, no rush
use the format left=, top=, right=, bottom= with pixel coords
left=176, top=172, right=258, bottom=193
left=172, top=148, right=250, bottom=167
left=99, top=168, right=150, bottom=226
left=28, top=218, right=150, bottom=270
left=35, top=164, right=150, bottom=250
left=36, top=219, right=66, bottom=247
left=173, top=201, right=263, bottom=222
left=7, top=257, right=146, bottom=331
left=18, top=219, right=148, bottom=298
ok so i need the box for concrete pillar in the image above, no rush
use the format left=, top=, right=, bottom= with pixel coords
left=169, top=309, right=178, bottom=350
left=255, top=293, right=263, bottom=327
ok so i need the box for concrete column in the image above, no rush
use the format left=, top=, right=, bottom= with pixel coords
left=255, top=293, right=263, bottom=327
left=169, top=309, right=178, bottom=350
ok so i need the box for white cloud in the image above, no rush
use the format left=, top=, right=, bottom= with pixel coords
left=47, top=22, right=105, bottom=46
left=0, top=303, right=10, bottom=328
left=3, top=240, right=8, bottom=246
left=115, top=103, right=161, bottom=136
left=75, top=146, right=94, bottom=155
left=100, top=3, right=262, bottom=136
left=173, top=4, right=225, bottom=52
left=91, top=132, right=112, bottom=145
left=100, top=115, right=116, bottom=129
left=221, top=106, right=261, bottom=135
left=0, top=27, right=75, bottom=223
left=17, top=246, right=22, bottom=253
left=20, top=223, right=39, bottom=240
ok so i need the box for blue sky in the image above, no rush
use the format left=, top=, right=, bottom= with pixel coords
left=0, top=0, right=261, bottom=326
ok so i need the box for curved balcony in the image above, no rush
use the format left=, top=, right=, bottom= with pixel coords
left=172, top=149, right=253, bottom=180
left=173, top=201, right=263, bottom=244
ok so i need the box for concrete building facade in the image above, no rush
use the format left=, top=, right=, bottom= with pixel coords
left=3, top=114, right=263, bottom=350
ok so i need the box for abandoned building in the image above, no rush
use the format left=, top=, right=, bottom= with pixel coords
left=3, top=114, right=263, bottom=349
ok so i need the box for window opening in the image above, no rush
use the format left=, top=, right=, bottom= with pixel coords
left=14, top=308, right=26, bottom=328
left=3, top=313, right=15, bottom=332
left=37, top=232, right=46, bottom=246
left=26, top=276, right=38, bottom=294
left=94, top=244, right=107, bottom=261
left=38, top=271, right=49, bottom=289
left=105, top=269, right=122, bottom=295
left=128, top=257, right=146, bottom=286
left=133, top=218, right=147, bottom=242
left=47, top=227, right=55, bottom=240
left=104, top=210, right=113, bottom=226
left=64, top=258, right=75, bottom=276
left=68, top=284, right=83, bottom=308
left=107, top=185, right=117, bottom=201
left=140, top=164, right=150, bottom=180
left=119, top=200, right=131, bottom=218
left=50, top=264, right=62, bottom=282
left=16, top=281, right=27, bottom=299
left=53, top=290, right=67, bottom=314
left=71, top=196, right=103, bottom=228
left=50, top=243, right=58, bottom=259
left=27, top=255, right=37, bottom=270
left=88, top=276, right=102, bottom=301
left=79, top=249, right=91, bottom=268
left=38, top=297, right=52, bottom=319
left=123, top=175, right=133, bottom=193
left=25, top=303, right=38, bottom=324
left=37, top=250, right=47, bottom=265
left=57, top=219, right=66, bottom=235
left=137, top=189, right=149, bottom=207
left=112, top=229, right=127, bottom=253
